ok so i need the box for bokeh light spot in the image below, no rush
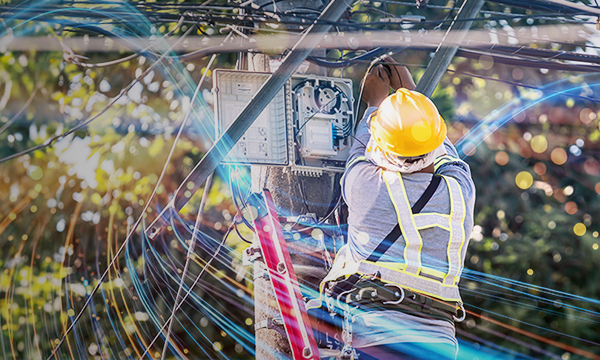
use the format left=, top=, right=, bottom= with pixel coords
left=579, top=108, right=597, bottom=124
left=515, top=171, right=533, bottom=190
left=584, top=158, right=600, bottom=176
left=462, top=142, right=476, bottom=156
left=564, top=201, right=577, bottom=215
left=411, top=121, right=432, bottom=142
left=495, top=151, right=509, bottom=166
left=512, top=68, right=524, bottom=80
left=550, top=148, right=568, bottom=165
left=563, top=186, right=574, bottom=196
left=533, top=162, right=546, bottom=175
left=479, top=54, right=494, bottom=70
left=530, top=135, right=548, bottom=153
left=573, top=223, right=586, bottom=236
left=28, top=165, right=43, bottom=181
left=311, top=228, right=324, bottom=241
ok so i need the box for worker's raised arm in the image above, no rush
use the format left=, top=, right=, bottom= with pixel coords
left=346, top=65, right=391, bottom=165
left=349, top=62, right=416, bottom=165
left=382, top=57, right=416, bottom=91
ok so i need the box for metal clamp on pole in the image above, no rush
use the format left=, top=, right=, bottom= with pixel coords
left=255, top=315, right=285, bottom=331
left=243, top=244, right=263, bottom=266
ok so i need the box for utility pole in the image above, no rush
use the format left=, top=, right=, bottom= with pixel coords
left=248, top=1, right=344, bottom=359
left=415, top=0, right=485, bottom=97
left=247, top=51, right=294, bottom=360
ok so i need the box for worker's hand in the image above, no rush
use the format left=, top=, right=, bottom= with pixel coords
left=382, top=57, right=416, bottom=91
left=362, top=65, right=390, bottom=108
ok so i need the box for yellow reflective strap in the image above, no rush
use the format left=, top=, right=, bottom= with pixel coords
left=452, top=177, right=468, bottom=284
left=346, top=156, right=367, bottom=169
left=412, top=213, right=451, bottom=231
left=434, top=155, right=466, bottom=172
left=441, top=176, right=467, bottom=286
left=383, top=172, right=424, bottom=274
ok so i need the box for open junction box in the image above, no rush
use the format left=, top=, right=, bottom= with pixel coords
left=213, top=70, right=355, bottom=176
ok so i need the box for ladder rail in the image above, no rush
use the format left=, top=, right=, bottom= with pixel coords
left=250, top=190, right=321, bottom=360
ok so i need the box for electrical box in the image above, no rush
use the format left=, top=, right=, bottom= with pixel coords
left=291, top=76, right=354, bottom=172
left=213, top=70, right=354, bottom=174
left=213, top=70, right=288, bottom=165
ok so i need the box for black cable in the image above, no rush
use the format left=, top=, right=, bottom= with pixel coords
left=434, top=0, right=458, bottom=31
left=296, top=172, right=312, bottom=214
left=379, top=58, right=600, bottom=103
left=294, top=92, right=343, bottom=136
left=234, top=222, right=252, bottom=243
left=306, top=44, right=600, bottom=73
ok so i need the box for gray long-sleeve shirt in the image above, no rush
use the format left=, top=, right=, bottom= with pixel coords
left=338, top=106, right=476, bottom=351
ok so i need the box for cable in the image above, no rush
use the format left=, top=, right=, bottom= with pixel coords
left=158, top=32, right=230, bottom=358
left=382, top=58, right=600, bottom=103
left=44, top=24, right=203, bottom=360
left=234, top=222, right=252, bottom=243
left=0, top=24, right=196, bottom=165
left=0, top=86, right=39, bottom=135
left=294, top=91, right=342, bottom=136
left=139, top=225, right=232, bottom=360
left=353, top=47, right=408, bottom=124
left=69, top=16, right=185, bottom=68
left=305, top=43, right=600, bottom=73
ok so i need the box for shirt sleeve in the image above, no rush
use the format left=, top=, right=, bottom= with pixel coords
left=347, top=106, right=378, bottom=166
left=435, top=138, right=468, bottom=174
left=434, top=137, right=476, bottom=226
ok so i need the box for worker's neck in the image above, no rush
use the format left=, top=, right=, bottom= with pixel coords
left=416, top=163, right=434, bottom=174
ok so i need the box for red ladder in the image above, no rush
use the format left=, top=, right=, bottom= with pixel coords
left=249, top=190, right=321, bottom=360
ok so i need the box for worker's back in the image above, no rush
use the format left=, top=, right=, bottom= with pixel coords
left=322, top=107, right=476, bottom=355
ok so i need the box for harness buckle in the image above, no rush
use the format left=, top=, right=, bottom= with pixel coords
left=382, top=283, right=405, bottom=305
left=453, top=303, right=466, bottom=323
left=340, top=345, right=358, bottom=359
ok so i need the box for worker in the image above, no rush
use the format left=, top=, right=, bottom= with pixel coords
left=320, top=61, right=476, bottom=360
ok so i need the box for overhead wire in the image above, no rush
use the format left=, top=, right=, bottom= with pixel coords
left=158, top=30, right=232, bottom=359
left=44, top=23, right=205, bottom=360
left=6, top=0, right=600, bottom=358
left=0, top=23, right=196, bottom=165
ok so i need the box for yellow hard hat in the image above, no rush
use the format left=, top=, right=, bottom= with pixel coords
left=370, top=88, right=447, bottom=157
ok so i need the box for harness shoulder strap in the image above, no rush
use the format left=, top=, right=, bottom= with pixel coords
left=366, top=174, right=441, bottom=262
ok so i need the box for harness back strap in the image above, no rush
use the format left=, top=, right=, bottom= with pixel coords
left=367, top=174, right=441, bottom=263
left=327, top=174, right=441, bottom=299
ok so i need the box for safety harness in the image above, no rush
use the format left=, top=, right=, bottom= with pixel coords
left=315, top=155, right=468, bottom=356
